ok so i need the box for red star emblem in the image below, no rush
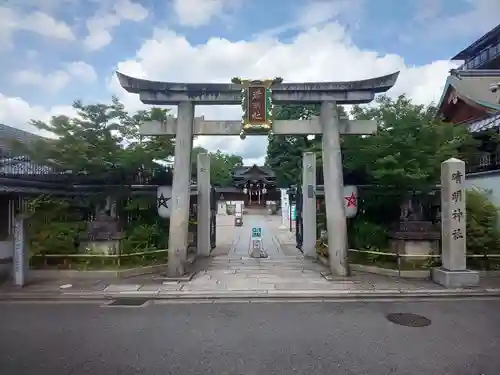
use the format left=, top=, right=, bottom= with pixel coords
left=345, top=192, right=357, bottom=208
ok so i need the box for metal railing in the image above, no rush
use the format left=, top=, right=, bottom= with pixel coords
left=317, top=242, right=500, bottom=276
left=30, top=249, right=168, bottom=270
left=458, top=40, right=500, bottom=70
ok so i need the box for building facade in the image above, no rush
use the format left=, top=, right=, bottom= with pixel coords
left=214, top=165, right=279, bottom=207
left=451, top=24, right=500, bottom=70
left=436, top=24, right=500, bottom=206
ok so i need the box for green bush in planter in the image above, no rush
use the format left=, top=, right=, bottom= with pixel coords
left=348, top=219, right=389, bottom=250
left=466, top=190, right=500, bottom=269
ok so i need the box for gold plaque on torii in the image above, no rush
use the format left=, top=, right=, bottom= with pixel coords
left=234, top=78, right=279, bottom=139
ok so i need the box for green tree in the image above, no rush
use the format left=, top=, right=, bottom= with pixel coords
left=16, top=97, right=174, bottom=175
left=341, top=94, right=482, bottom=229
left=210, top=150, right=243, bottom=186
left=265, top=104, right=347, bottom=187
left=191, top=147, right=243, bottom=186
left=346, top=94, right=479, bottom=196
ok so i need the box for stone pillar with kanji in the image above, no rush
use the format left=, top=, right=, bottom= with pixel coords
left=432, top=158, right=479, bottom=288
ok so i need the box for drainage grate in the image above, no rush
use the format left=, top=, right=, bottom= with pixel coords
left=107, top=298, right=149, bottom=307
left=386, top=313, right=431, bottom=327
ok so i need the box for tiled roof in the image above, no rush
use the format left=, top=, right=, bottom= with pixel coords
left=0, top=123, right=45, bottom=155
left=436, top=70, right=500, bottom=115
left=233, top=165, right=275, bottom=177
left=468, top=113, right=500, bottom=132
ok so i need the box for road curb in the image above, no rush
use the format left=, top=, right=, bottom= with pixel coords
left=2, top=288, right=500, bottom=301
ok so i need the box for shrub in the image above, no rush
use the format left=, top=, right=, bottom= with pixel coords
left=347, top=219, right=389, bottom=250
left=466, top=189, right=500, bottom=255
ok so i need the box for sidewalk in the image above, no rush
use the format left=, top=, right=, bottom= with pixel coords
left=2, top=213, right=500, bottom=301
left=2, top=259, right=500, bottom=301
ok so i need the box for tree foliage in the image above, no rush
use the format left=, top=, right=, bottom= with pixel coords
left=16, top=97, right=175, bottom=176
left=466, top=189, right=500, bottom=256
left=345, top=95, right=479, bottom=196
left=265, top=104, right=318, bottom=187
left=265, top=104, right=347, bottom=187
left=192, top=146, right=243, bottom=186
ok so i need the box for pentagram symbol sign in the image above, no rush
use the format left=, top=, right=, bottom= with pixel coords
left=345, top=192, right=357, bottom=208
left=157, top=193, right=170, bottom=209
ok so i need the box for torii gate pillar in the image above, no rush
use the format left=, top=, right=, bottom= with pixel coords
left=321, top=101, right=349, bottom=276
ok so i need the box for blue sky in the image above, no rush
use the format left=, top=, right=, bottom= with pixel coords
left=0, top=0, right=498, bottom=163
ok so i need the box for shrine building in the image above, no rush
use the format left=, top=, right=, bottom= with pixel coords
left=435, top=23, right=500, bottom=205
left=214, top=165, right=279, bottom=207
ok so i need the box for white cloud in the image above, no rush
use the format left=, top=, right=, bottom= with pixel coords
left=259, top=0, right=365, bottom=38
left=413, top=0, right=500, bottom=42
left=22, top=11, right=74, bottom=39
left=109, top=22, right=458, bottom=163
left=66, top=61, right=98, bottom=82
left=414, top=0, right=442, bottom=22
left=13, top=61, right=97, bottom=93
left=172, top=0, right=240, bottom=27
left=0, top=93, right=76, bottom=137
left=0, top=6, right=74, bottom=48
left=84, top=0, right=148, bottom=51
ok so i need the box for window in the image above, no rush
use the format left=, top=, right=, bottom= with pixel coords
left=491, top=42, right=499, bottom=57
left=480, top=49, right=488, bottom=62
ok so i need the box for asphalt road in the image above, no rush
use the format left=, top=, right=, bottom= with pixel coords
left=0, top=299, right=499, bottom=375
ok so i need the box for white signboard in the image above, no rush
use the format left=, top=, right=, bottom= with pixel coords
left=13, top=216, right=26, bottom=287
left=157, top=186, right=172, bottom=218
left=344, top=185, right=358, bottom=218
left=280, top=188, right=290, bottom=228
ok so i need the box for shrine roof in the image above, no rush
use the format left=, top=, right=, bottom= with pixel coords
left=436, top=69, right=500, bottom=117
left=115, top=71, right=400, bottom=105
left=0, top=123, right=46, bottom=156
left=468, top=113, right=500, bottom=133
left=233, top=165, right=275, bottom=178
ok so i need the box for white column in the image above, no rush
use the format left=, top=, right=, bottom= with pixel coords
left=280, top=188, right=289, bottom=229
left=302, top=152, right=317, bottom=258
left=433, top=158, right=479, bottom=287
left=167, top=101, right=194, bottom=277
left=321, top=101, right=349, bottom=276
left=197, top=153, right=211, bottom=257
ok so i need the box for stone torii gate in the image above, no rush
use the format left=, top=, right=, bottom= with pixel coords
left=117, top=72, right=399, bottom=277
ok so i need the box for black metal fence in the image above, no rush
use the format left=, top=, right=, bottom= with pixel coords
left=466, top=152, right=500, bottom=174
left=210, top=186, right=217, bottom=250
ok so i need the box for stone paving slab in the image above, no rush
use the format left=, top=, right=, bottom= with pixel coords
left=139, top=284, right=182, bottom=292
left=104, top=284, right=141, bottom=292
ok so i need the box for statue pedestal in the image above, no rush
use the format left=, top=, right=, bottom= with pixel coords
left=81, top=213, right=124, bottom=255
left=389, top=221, right=440, bottom=268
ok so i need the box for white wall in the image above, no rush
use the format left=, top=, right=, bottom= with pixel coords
left=465, top=171, right=500, bottom=207
left=0, top=240, right=12, bottom=260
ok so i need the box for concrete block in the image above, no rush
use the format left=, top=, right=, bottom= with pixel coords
left=432, top=267, right=479, bottom=288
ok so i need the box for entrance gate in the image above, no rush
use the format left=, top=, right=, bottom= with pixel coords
left=117, top=71, right=399, bottom=277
